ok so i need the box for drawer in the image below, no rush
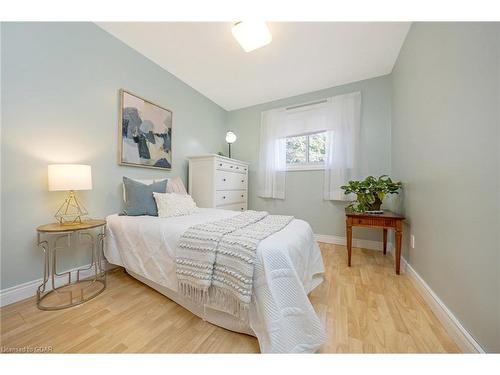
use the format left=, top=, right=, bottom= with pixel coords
left=216, top=190, right=246, bottom=206
left=215, top=159, right=247, bottom=174
left=215, top=170, right=247, bottom=190
left=351, top=217, right=395, bottom=227
left=217, top=202, right=247, bottom=212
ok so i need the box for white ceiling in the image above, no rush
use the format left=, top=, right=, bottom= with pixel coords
left=97, top=22, right=410, bottom=111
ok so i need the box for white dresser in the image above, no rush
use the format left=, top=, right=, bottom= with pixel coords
left=188, top=154, right=249, bottom=211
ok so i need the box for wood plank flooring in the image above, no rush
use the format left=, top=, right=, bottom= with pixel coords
left=0, top=243, right=460, bottom=353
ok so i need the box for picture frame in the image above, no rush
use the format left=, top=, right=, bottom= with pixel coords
left=118, top=89, right=173, bottom=170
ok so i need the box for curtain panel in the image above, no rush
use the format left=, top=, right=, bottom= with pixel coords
left=323, top=91, right=362, bottom=200
left=258, top=91, right=361, bottom=200
left=257, top=109, right=287, bottom=199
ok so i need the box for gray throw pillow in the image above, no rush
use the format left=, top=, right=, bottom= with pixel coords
left=122, top=177, right=168, bottom=216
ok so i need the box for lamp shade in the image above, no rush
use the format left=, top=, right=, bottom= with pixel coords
left=225, top=131, right=237, bottom=144
left=48, top=164, right=92, bottom=191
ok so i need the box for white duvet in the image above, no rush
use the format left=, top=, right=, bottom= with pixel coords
left=104, top=208, right=326, bottom=353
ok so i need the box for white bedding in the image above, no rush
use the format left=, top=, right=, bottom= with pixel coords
left=104, top=208, right=326, bottom=353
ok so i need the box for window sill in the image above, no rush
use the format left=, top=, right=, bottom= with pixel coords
left=286, top=164, right=325, bottom=172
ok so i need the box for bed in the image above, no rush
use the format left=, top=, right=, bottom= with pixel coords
left=104, top=208, right=327, bottom=353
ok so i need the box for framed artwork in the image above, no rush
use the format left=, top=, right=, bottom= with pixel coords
left=119, top=89, right=173, bottom=170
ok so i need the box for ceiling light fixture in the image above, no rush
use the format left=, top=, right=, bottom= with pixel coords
left=232, top=21, right=272, bottom=52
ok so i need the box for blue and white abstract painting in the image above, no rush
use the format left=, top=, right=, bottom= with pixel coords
left=119, top=90, right=172, bottom=170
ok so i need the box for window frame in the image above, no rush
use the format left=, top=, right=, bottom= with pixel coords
left=285, top=130, right=327, bottom=172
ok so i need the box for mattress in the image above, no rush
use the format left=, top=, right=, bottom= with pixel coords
left=104, top=208, right=326, bottom=353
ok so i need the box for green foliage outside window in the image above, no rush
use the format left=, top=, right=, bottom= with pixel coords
left=286, top=131, right=326, bottom=165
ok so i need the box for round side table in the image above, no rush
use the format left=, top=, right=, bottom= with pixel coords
left=36, top=219, right=107, bottom=310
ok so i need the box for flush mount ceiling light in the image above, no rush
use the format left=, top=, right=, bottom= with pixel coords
left=232, top=21, right=272, bottom=52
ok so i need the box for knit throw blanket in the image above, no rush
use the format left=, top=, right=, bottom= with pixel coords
left=176, top=211, right=293, bottom=319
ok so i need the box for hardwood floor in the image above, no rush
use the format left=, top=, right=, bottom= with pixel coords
left=0, top=243, right=460, bottom=353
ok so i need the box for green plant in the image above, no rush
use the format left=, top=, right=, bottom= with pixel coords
left=341, top=175, right=402, bottom=212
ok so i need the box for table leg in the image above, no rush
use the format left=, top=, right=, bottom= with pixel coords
left=395, top=223, right=402, bottom=275
left=383, top=228, right=388, bottom=255
left=346, top=219, right=353, bottom=267
left=98, top=226, right=107, bottom=286
left=36, top=233, right=49, bottom=304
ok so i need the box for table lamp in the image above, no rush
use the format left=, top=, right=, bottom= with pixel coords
left=225, top=131, right=237, bottom=158
left=48, top=164, right=92, bottom=225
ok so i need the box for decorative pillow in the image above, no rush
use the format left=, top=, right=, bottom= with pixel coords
left=153, top=192, right=197, bottom=218
left=122, top=177, right=168, bottom=202
left=166, top=176, right=188, bottom=195
left=122, top=177, right=168, bottom=216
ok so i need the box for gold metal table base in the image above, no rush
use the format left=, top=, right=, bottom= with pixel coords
left=37, top=278, right=106, bottom=311
left=36, top=222, right=106, bottom=311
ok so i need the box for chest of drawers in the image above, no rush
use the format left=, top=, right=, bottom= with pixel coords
left=187, top=154, right=249, bottom=211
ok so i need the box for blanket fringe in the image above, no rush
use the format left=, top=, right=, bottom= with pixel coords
left=178, top=281, right=208, bottom=304
left=178, top=281, right=249, bottom=320
left=208, top=287, right=249, bottom=320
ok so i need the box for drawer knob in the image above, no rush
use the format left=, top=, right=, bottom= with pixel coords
left=230, top=165, right=233, bottom=168
left=241, top=180, right=244, bottom=183
left=241, top=208, right=244, bottom=211
left=222, top=196, right=226, bottom=199
left=236, top=166, right=239, bottom=169
left=241, top=195, right=244, bottom=198
left=223, top=178, right=226, bottom=181
left=219, top=163, right=222, bottom=166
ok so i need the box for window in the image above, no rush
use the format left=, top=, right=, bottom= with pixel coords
left=286, top=131, right=326, bottom=170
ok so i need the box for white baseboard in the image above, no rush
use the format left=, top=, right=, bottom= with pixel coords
left=402, top=258, right=485, bottom=353
left=315, top=233, right=484, bottom=353
left=314, top=233, right=389, bottom=252
left=0, top=261, right=117, bottom=308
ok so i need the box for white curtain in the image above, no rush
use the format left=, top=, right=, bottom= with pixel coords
left=323, top=91, right=362, bottom=200
left=258, top=91, right=361, bottom=200
left=258, top=109, right=287, bottom=199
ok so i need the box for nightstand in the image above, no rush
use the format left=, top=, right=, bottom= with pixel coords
left=36, top=219, right=106, bottom=310
left=345, top=210, right=405, bottom=274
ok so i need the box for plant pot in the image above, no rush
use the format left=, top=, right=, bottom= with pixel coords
left=354, top=194, right=383, bottom=212
left=367, top=197, right=382, bottom=212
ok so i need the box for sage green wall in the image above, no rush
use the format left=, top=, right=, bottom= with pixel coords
left=391, top=23, right=500, bottom=352
left=226, top=76, right=392, bottom=240
left=0, top=22, right=227, bottom=289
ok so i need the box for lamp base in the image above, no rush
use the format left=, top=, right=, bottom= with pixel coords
left=54, top=190, right=89, bottom=225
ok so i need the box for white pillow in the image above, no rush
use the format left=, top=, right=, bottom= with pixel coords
left=153, top=192, right=197, bottom=218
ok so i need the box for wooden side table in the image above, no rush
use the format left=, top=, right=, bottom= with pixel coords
left=345, top=210, right=405, bottom=274
left=36, top=219, right=107, bottom=310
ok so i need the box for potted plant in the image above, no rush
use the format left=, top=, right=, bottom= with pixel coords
left=341, top=175, right=402, bottom=213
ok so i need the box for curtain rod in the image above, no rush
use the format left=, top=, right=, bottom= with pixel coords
left=286, top=99, right=327, bottom=111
